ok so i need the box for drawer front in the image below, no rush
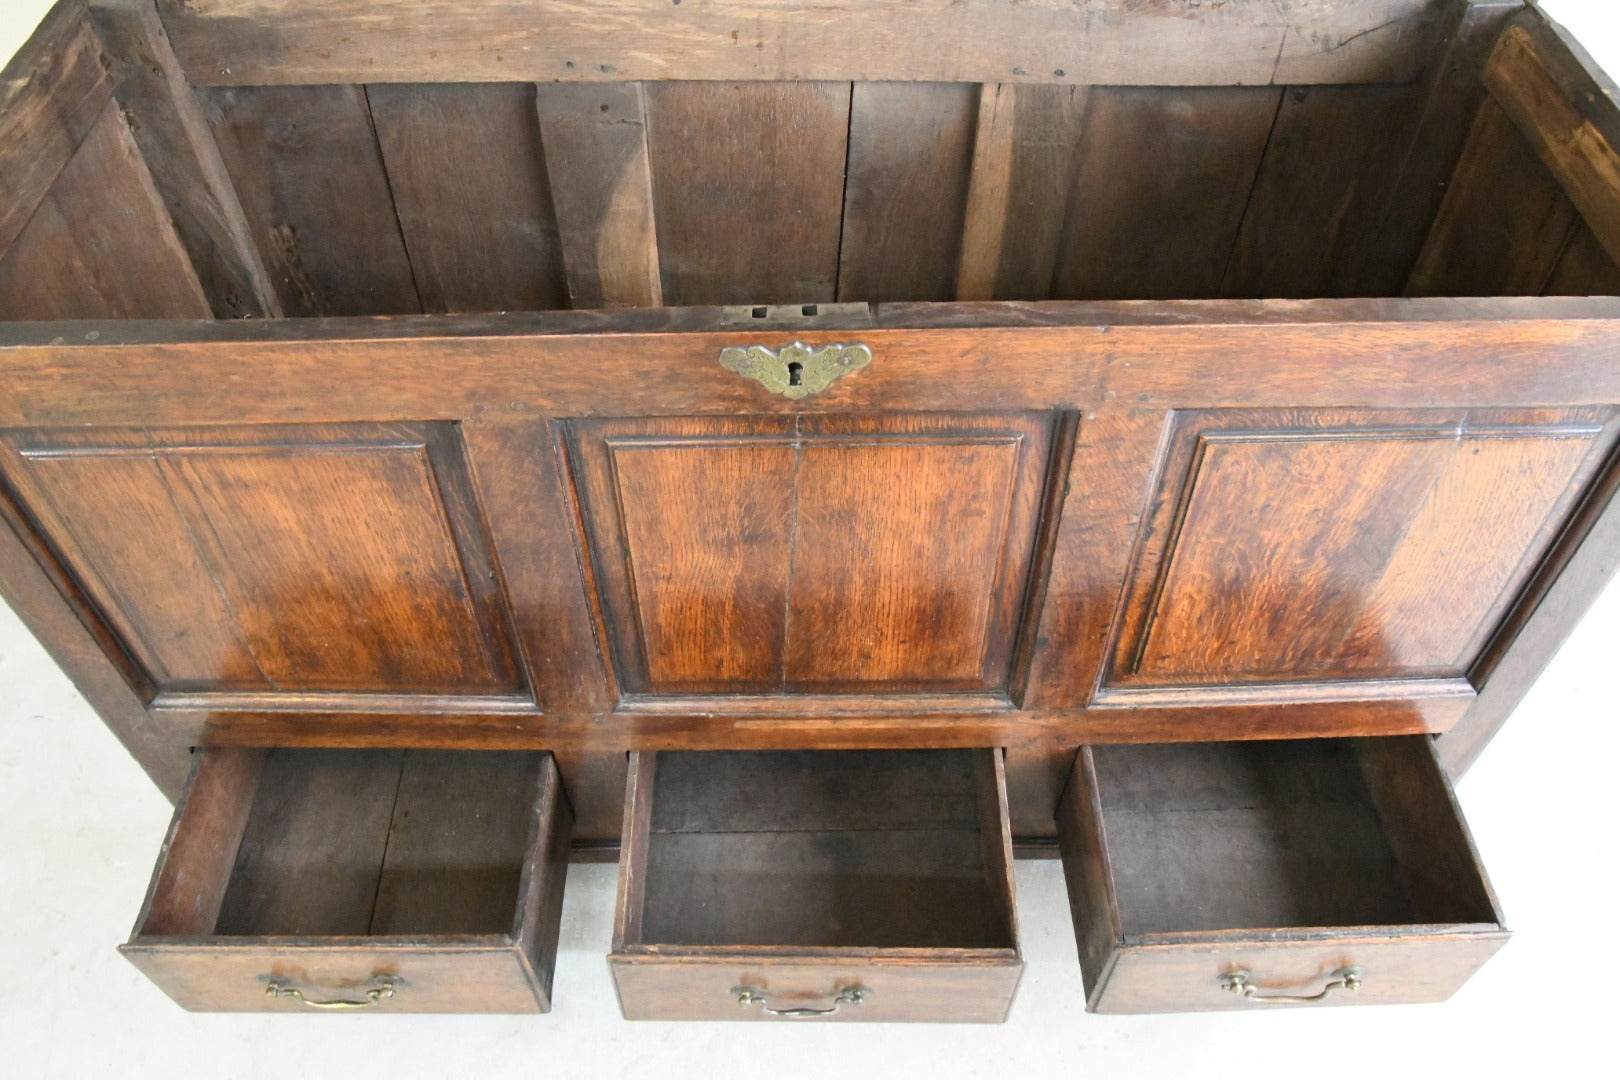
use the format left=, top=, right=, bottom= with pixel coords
left=1058, top=737, right=1510, bottom=1014
left=1093, top=933, right=1510, bottom=1014
left=121, top=943, right=546, bottom=1014
left=123, top=747, right=572, bottom=1013
left=610, top=954, right=1023, bottom=1023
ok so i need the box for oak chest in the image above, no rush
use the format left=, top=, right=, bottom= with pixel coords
left=2, top=0, right=1618, bottom=1020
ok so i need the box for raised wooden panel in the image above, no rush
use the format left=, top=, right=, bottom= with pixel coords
left=609, top=426, right=797, bottom=692
left=564, top=413, right=1056, bottom=702
left=1107, top=409, right=1613, bottom=693
left=0, top=424, right=522, bottom=699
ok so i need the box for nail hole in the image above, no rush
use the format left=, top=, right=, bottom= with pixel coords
left=801, top=304, right=817, bottom=316
left=751, top=306, right=768, bottom=318
left=787, top=361, right=804, bottom=387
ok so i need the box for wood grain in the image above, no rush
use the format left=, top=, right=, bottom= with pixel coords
left=1113, top=410, right=1608, bottom=686
left=606, top=429, right=798, bottom=692
left=784, top=423, right=1031, bottom=690
left=837, top=82, right=977, bottom=303
left=0, top=0, right=113, bottom=263
left=214, top=749, right=405, bottom=936
left=1344, top=0, right=1522, bottom=296
left=4, top=424, right=521, bottom=695
left=1544, top=221, right=1620, bottom=296
left=368, top=83, right=567, bottom=314
left=568, top=413, right=1051, bottom=698
left=152, top=0, right=1451, bottom=88
left=125, top=746, right=571, bottom=1012
left=535, top=82, right=662, bottom=308
left=3, top=299, right=1620, bottom=766
left=1408, top=98, right=1581, bottom=297
left=1053, top=87, right=1280, bottom=301
left=0, top=100, right=211, bottom=320
left=86, top=0, right=281, bottom=318
left=646, top=82, right=850, bottom=306
left=205, top=84, right=422, bottom=316
left=956, top=84, right=1088, bottom=301
left=1484, top=16, right=1620, bottom=273
left=370, top=750, right=544, bottom=936
left=1224, top=83, right=1427, bottom=299
left=1058, top=739, right=1509, bottom=1013
left=613, top=748, right=1021, bottom=1022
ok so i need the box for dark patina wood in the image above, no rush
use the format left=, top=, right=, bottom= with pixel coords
left=2, top=0, right=1620, bottom=1021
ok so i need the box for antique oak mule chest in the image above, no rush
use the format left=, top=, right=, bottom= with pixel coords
left=2, top=0, right=1619, bottom=1019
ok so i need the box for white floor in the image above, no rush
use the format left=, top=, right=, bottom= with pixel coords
left=6, top=0, right=1620, bottom=1075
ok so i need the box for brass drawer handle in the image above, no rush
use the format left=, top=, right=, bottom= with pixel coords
left=733, top=983, right=870, bottom=1017
left=265, top=976, right=397, bottom=1010
left=1219, top=966, right=1362, bottom=1004
left=719, top=341, right=872, bottom=399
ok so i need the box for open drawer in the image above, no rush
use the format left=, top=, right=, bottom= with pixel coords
left=1057, top=737, right=1508, bottom=1013
left=122, top=747, right=572, bottom=1013
left=610, top=749, right=1022, bottom=1022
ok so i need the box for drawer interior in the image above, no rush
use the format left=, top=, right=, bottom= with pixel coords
left=621, top=749, right=1016, bottom=950
left=1086, top=738, right=1499, bottom=935
left=139, top=748, right=548, bottom=939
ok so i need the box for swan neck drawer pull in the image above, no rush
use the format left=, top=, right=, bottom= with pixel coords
left=265, top=977, right=397, bottom=1010
left=1219, top=966, right=1362, bottom=1004
left=733, top=983, right=870, bottom=1017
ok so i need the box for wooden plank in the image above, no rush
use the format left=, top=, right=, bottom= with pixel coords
left=956, top=84, right=1088, bottom=302
left=837, top=82, right=977, bottom=303
left=369, top=83, right=568, bottom=314
left=13, top=300, right=1620, bottom=425
left=85, top=0, right=281, bottom=318
left=646, top=750, right=982, bottom=835
left=1407, top=98, right=1580, bottom=297
left=534, top=82, right=661, bottom=308
left=1224, top=83, right=1430, bottom=299
left=0, top=101, right=212, bottom=320
left=1052, top=87, right=1280, bottom=301
left=214, top=749, right=404, bottom=936
left=136, top=748, right=264, bottom=937
left=645, top=82, right=850, bottom=306
left=1354, top=738, right=1504, bottom=924
left=1484, top=15, right=1620, bottom=274
left=0, top=0, right=113, bottom=261
left=462, top=419, right=614, bottom=715
left=121, top=940, right=544, bottom=1013
left=370, top=750, right=542, bottom=936
left=1347, top=0, right=1522, bottom=296
left=205, top=85, right=422, bottom=317
left=1544, top=221, right=1620, bottom=296
left=153, top=0, right=1452, bottom=88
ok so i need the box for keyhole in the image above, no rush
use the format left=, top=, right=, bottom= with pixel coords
left=787, top=361, right=803, bottom=386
